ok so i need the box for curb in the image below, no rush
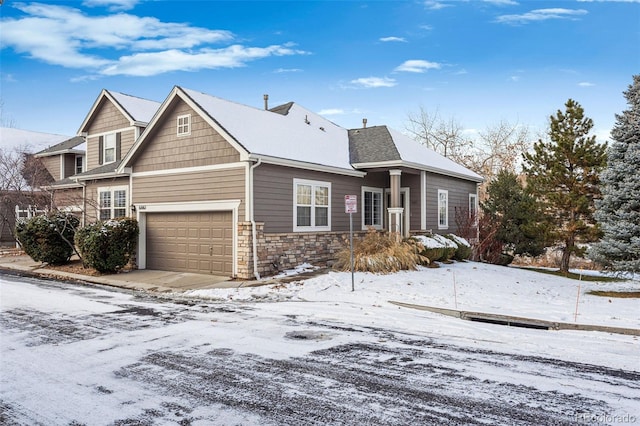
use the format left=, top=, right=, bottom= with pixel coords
left=389, top=301, right=640, bottom=336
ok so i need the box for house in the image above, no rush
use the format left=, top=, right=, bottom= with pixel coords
left=48, top=89, right=161, bottom=220
left=0, top=128, right=76, bottom=244
left=49, top=86, right=483, bottom=279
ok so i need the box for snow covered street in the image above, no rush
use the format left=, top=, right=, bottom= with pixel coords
left=1, top=262, right=639, bottom=425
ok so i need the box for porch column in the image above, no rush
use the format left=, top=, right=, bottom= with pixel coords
left=388, top=169, right=403, bottom=236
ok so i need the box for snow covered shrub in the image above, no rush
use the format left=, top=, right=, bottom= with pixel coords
left=412, top=234, right=457, bottom=263
left=75, top=218, right=139, bottom=273
left=445, top=234, right=472, bottom=261
left=16, top=212, right=79, bottom=265
left=333, top=229, right=428, bottom=273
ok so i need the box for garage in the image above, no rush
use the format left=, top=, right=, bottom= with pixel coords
left=145, top=211, right=234, bottom=276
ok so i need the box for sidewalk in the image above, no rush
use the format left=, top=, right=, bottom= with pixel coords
left=0, top=254, right=263, bottom=293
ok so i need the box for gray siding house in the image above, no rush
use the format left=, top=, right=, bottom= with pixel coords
left=50, top=86, right=482, bottom=279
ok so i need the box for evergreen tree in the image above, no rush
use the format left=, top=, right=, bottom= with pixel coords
left=523, top=99, right=607, bottom=273
left=588, top=75, right=640, bottom=273
left=481, top=170, right=548, bottom=260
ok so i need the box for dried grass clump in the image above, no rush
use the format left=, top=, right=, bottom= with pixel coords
left=333, top=229, right=428, bottom=273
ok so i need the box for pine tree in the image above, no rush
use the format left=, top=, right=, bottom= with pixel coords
left=588, top=75, right=640, bottom=274
left=481, top=170, right=547, bottom=260
left=523, top=99, right=607, bottom=274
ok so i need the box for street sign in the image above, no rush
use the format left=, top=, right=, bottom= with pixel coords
left=345, top=195, right=358, bottom=214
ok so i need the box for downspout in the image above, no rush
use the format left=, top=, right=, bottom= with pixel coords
left=249, top=158, right=262, bottom=280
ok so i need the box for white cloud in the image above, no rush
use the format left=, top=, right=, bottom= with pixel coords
left=83, top=0, right=139, bottom=11
left=350, top=77, right=397, bottom=88
left=0, top=3, right=307, bottom=77
left=578, top=81, right=595, bottom=87
left=420, top=25, right=434, bottom=31
left=379, top=36, right=407, bottom=43
left=494, top=8, right=588, bottom=24
left=101, top=44, right=308, bottom=76
left=274, top=68, right=302, bottom=73
left=509, top=75, right=521, bottom=82
left=424, top=1, right=452, bottom=10
left=394, top=60, right=442, bottom=73
left=483, top=0, right=519, bottom=5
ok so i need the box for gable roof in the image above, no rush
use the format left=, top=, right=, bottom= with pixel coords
left=349, top=125, right=483, bottom=182
left=77, top=89, right=161, bottom=134
left=34, top=136, right=85, bottom=158
left=120, top=86, right=363, bottom=176
left=119, top=86, right=482, bottom=182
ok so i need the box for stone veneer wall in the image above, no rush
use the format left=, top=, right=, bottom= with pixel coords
left=237, top=222, right=367, bottom=279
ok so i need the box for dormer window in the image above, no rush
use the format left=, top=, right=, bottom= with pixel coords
left=177, top=114, right=191, bottom=136
left=104, top=133, right=116, bottom=163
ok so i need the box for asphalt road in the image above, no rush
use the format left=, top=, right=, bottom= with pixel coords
left=1, top=272, right=638, bottom=425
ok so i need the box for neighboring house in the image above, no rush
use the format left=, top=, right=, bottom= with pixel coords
left=0, top=128, right=75, bottom=244
left=48, top=89, right=161, bottom=222
left=50, top=86, right=482, bottom=279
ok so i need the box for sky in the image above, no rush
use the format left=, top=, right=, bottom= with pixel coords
left=1, top=0, right=639, bottom=147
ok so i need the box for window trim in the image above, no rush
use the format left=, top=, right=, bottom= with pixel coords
left=293, top=178, right=331, bottom=232
left=98, top=185, right=128, bottom=220
left=177, top=114, right=191, bottom=136
left=469, top=193, right=478, bottom=226
left=361, top=186, right=383, bottom=230
left=75, top=155, right=84, bottom=175
left=103, top=133, right=116, bottom=164
left=438, top=189, right=449, bottom=230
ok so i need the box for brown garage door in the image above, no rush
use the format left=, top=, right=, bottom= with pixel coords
left=146, top=211, right=233, bottom=276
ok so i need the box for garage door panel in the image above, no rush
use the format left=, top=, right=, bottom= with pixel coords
left=146, top=211, right=233, bottom=275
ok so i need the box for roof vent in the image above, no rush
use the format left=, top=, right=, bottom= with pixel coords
left=362, top=118, right=367, bottom=128
left=305, top=115, right=310, bottom=125
left=263, top=94, right=269, bottom=110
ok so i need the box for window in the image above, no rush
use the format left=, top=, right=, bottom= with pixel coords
left=469, top=193, right=478, bottom=226
left=99, top=187, right=127, bottom=220
left=362, top=187, right=383, bottom=230
left=104, top=133, right=116, bottom=164
left=438, top=189, right=448, bottom=229
left=294, top=179, right=330, bottom=231
left=75, top=155, right=84, bottom=175
left=177, top=114, right=191, bottom=136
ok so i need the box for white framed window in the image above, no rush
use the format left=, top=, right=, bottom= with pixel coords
left=103, top=133, right=116, bottom=164
left=293, top=179, right=331, bottom=232
left=362, top=186, right=383, bottom=230
left=469, top=193, right=478, bottom=226
left=438, top=189, right=448, bottom=229
left=177, top=114, right=191, bottom=136
left=98, top=186, right=128, bottom=220
left=75, top=155, right=84, bottom=175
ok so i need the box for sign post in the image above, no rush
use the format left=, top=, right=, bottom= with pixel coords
left=344, top=195, right=358, bottom=292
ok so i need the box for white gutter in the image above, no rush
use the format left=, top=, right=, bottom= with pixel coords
left=249, top=158, right=262, bottom=280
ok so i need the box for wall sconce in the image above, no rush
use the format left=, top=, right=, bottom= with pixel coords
left=131, top=205, right=136, bottom=213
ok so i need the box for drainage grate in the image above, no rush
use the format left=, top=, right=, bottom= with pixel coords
left=466, top=316, right=550, bottom=330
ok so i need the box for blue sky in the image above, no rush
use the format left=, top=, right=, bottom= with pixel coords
left=1, top=0, right=639, bottom=144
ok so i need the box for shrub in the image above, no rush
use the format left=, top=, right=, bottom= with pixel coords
left=445, top=234, right=472, bottom=261
left=333, top=229, right=428, bottom=273
left=75, top=218, right=139, bottom=273
left=16, top=212, right=79, bottom=265
left=412, top=233, right=458, bottom=262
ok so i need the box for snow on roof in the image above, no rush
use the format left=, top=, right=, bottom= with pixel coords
left=109, top=91, right=161, bottom=124
left=387, top=127, right=483, bottom=182
left=182, top=88, right=354, bottom=171
left=0, top=127, right=72, bottom=152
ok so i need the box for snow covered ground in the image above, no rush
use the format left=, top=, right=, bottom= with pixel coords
left=184, top=261, right=639, bottom=368
left=1, top=261, right=639, bottom=424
